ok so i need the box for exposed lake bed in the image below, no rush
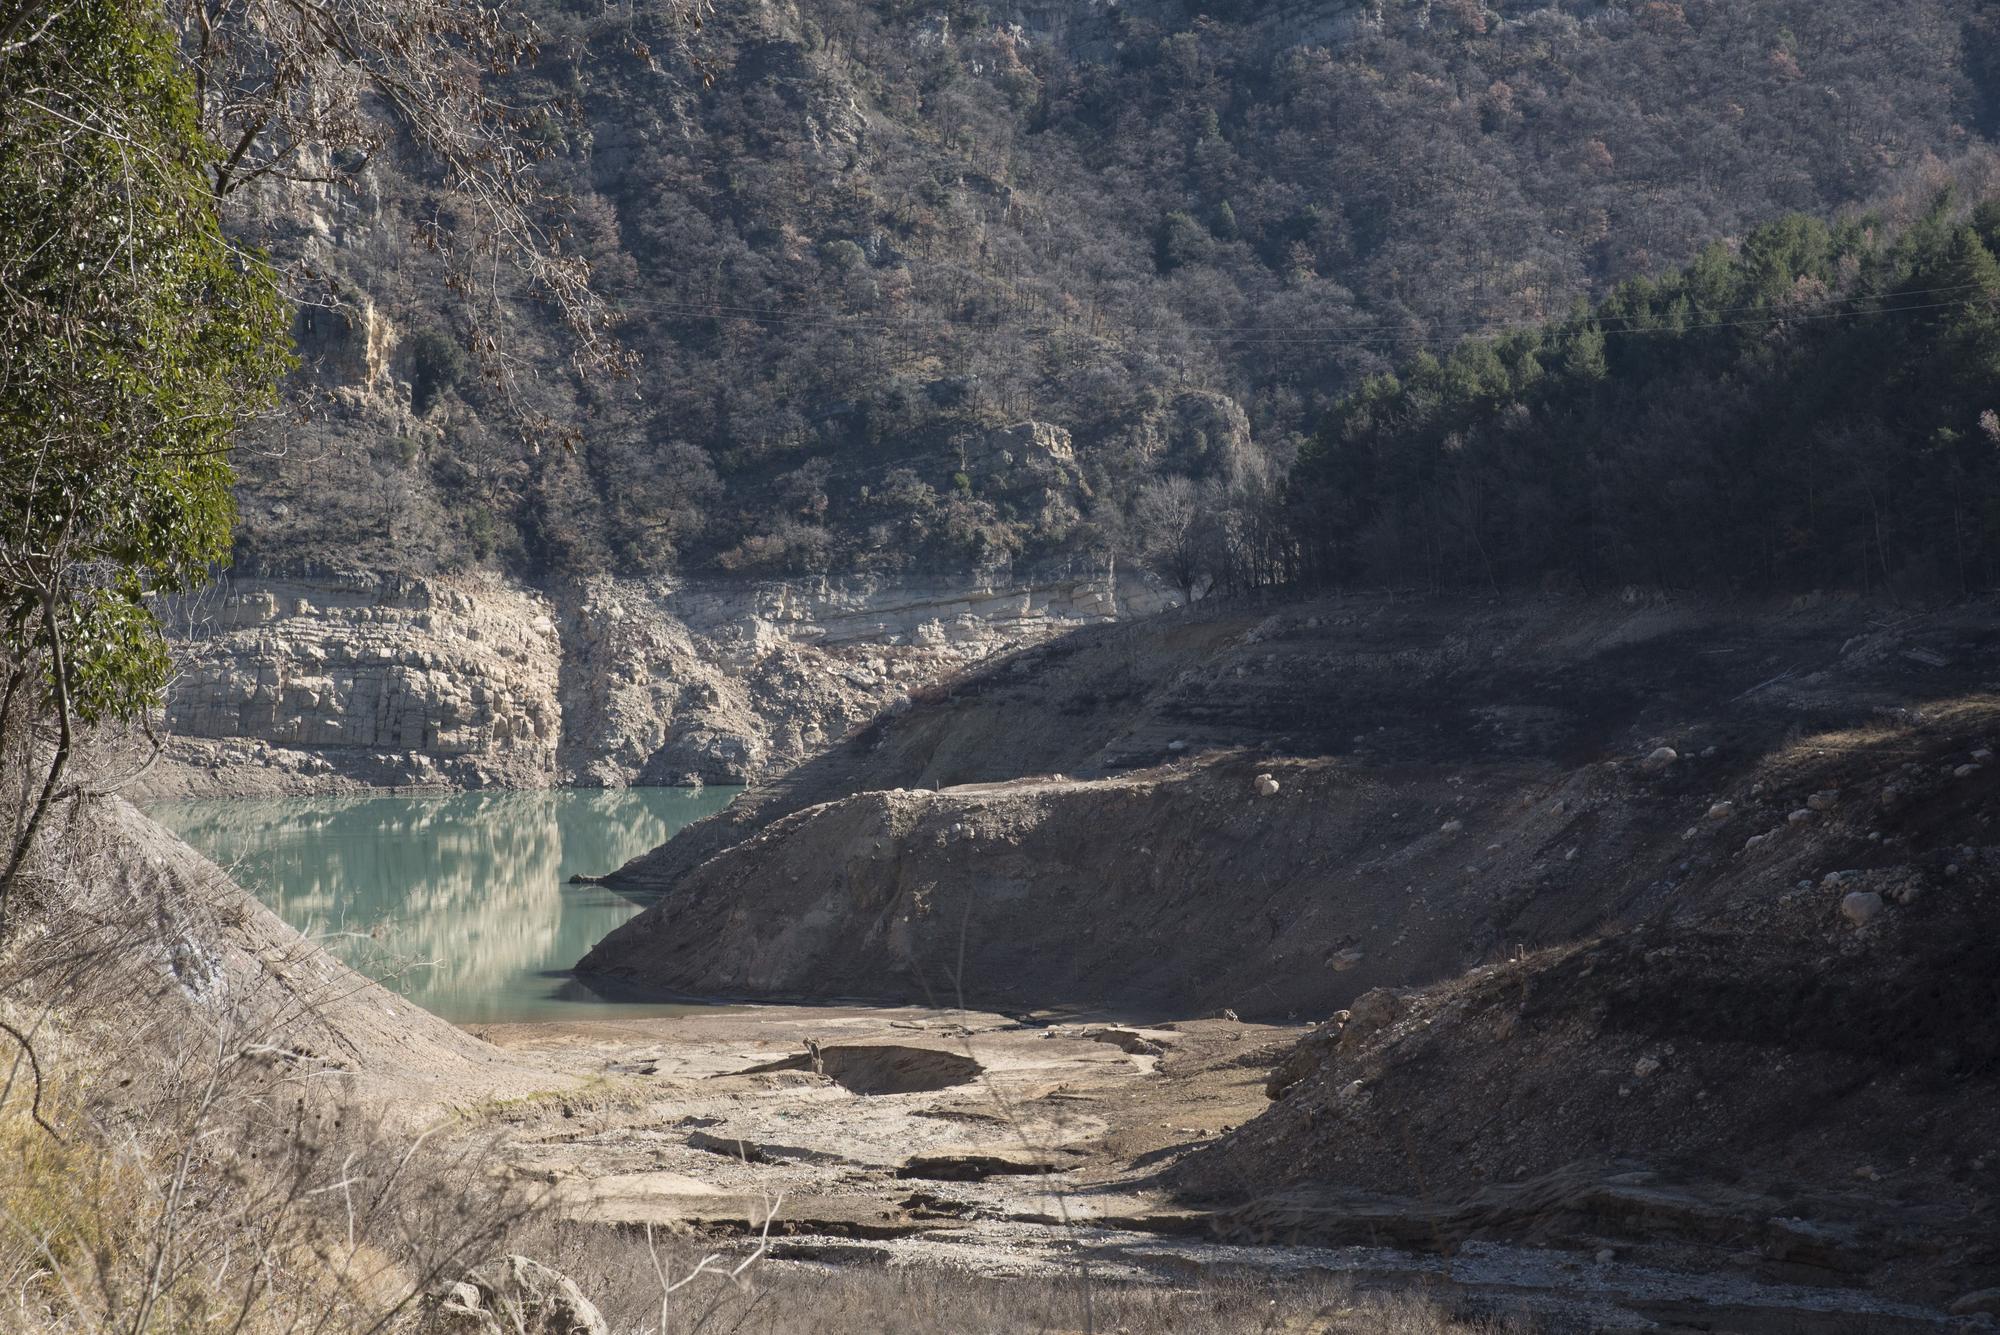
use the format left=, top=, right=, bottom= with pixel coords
left=136, top=766, right=1987, bottom=1332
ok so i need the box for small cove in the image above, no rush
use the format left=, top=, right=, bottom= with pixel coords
left=145, top=786, right=741, bottom=1024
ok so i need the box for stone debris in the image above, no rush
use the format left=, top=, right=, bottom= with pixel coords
left=1254, top=773, right=1281, bottom=797
left=1642, top=746, right=1678, bottom=770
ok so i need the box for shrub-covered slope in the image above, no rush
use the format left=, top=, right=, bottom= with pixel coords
left=235, top=0, right=2000, bottom=583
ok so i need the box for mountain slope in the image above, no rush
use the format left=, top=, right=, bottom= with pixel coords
left=234, top=0, right=2000, bottom=583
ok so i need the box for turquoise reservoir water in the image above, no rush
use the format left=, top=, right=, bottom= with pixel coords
left=144, top=787, right=741, bottom=1024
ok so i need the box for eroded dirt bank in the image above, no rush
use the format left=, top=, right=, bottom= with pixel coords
left=567, top=593, right=2000, bottom=1320
left=582, top=597, right=2000, bottom=1013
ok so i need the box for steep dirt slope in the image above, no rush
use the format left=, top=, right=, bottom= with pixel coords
left=582, top=596, right=2000, bottom=1013
left=1170, top=712, right=2000, bottom=1308
left=601, top=591, right=1768, bottom=891
left=21, top=799, right=548, bottom=1122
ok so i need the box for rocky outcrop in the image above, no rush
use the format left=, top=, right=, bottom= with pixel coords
left=159, top=572, right=562, bottom=790
left=146, top=564, right=1170, bottom=795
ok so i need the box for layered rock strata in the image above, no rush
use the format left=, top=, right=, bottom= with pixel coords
left=145, top=565, right=1168, bottom=794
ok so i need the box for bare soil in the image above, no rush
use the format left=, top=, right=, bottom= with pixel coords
left=561, top=593, right=2000, bottom=1325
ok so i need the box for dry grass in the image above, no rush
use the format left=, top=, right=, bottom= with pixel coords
left=0, top=1013, right=534, bottom=1334
left=0, top=771, right=530, bottom=1332
left=513, top=1219, right=1530, bottom=1335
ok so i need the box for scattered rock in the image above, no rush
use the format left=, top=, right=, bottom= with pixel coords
left=1955, top=763, right=1980, bottom=778
left=1439, top=819, right=1463, bottom=835
left=1254, top=773, right=1281, bottom=797
left=1705, top=801, right=1734, bottom=821
left=429, top=1256, right=607, bottom=1335
left=1632, top=1055, right=1662, bottom=1080
left=1840, top=891, right=1884, bottom=928
left=1787, top=808, right=1812, bottom=825
left=1806, top=790, right=1839, bottom=812
left=1642, top=746, right=1678, bottom=771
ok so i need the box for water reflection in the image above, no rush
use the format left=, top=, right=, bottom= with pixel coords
left=145, top=787, right=740, bottom=1023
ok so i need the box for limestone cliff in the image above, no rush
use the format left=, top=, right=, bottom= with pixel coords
left=143, top=564, right=1170, bottom=795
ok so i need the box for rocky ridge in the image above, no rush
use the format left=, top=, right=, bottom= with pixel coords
left=144, top=564, right=1170, bottom=795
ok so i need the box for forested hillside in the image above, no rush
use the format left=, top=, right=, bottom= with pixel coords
left=236, top=0, right=2000, bottom=584
left=1288, top=193, right=2000, bottom=595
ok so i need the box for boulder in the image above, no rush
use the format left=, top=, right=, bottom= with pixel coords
left=1339, top=988, right=1403, bottom=1054
left=1254, top=773, right=1280, bottom=797
left=427, top=1256, right=607, bottom=1335
left=1840, top=891, right=1884, bottom=928
left=1642, top=746, right=1678, bottom=770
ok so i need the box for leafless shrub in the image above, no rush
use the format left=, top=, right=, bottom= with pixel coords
left=503, top=1214, right=1526, bottom=1335
left=0, top=782, right=532, bottom=1333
